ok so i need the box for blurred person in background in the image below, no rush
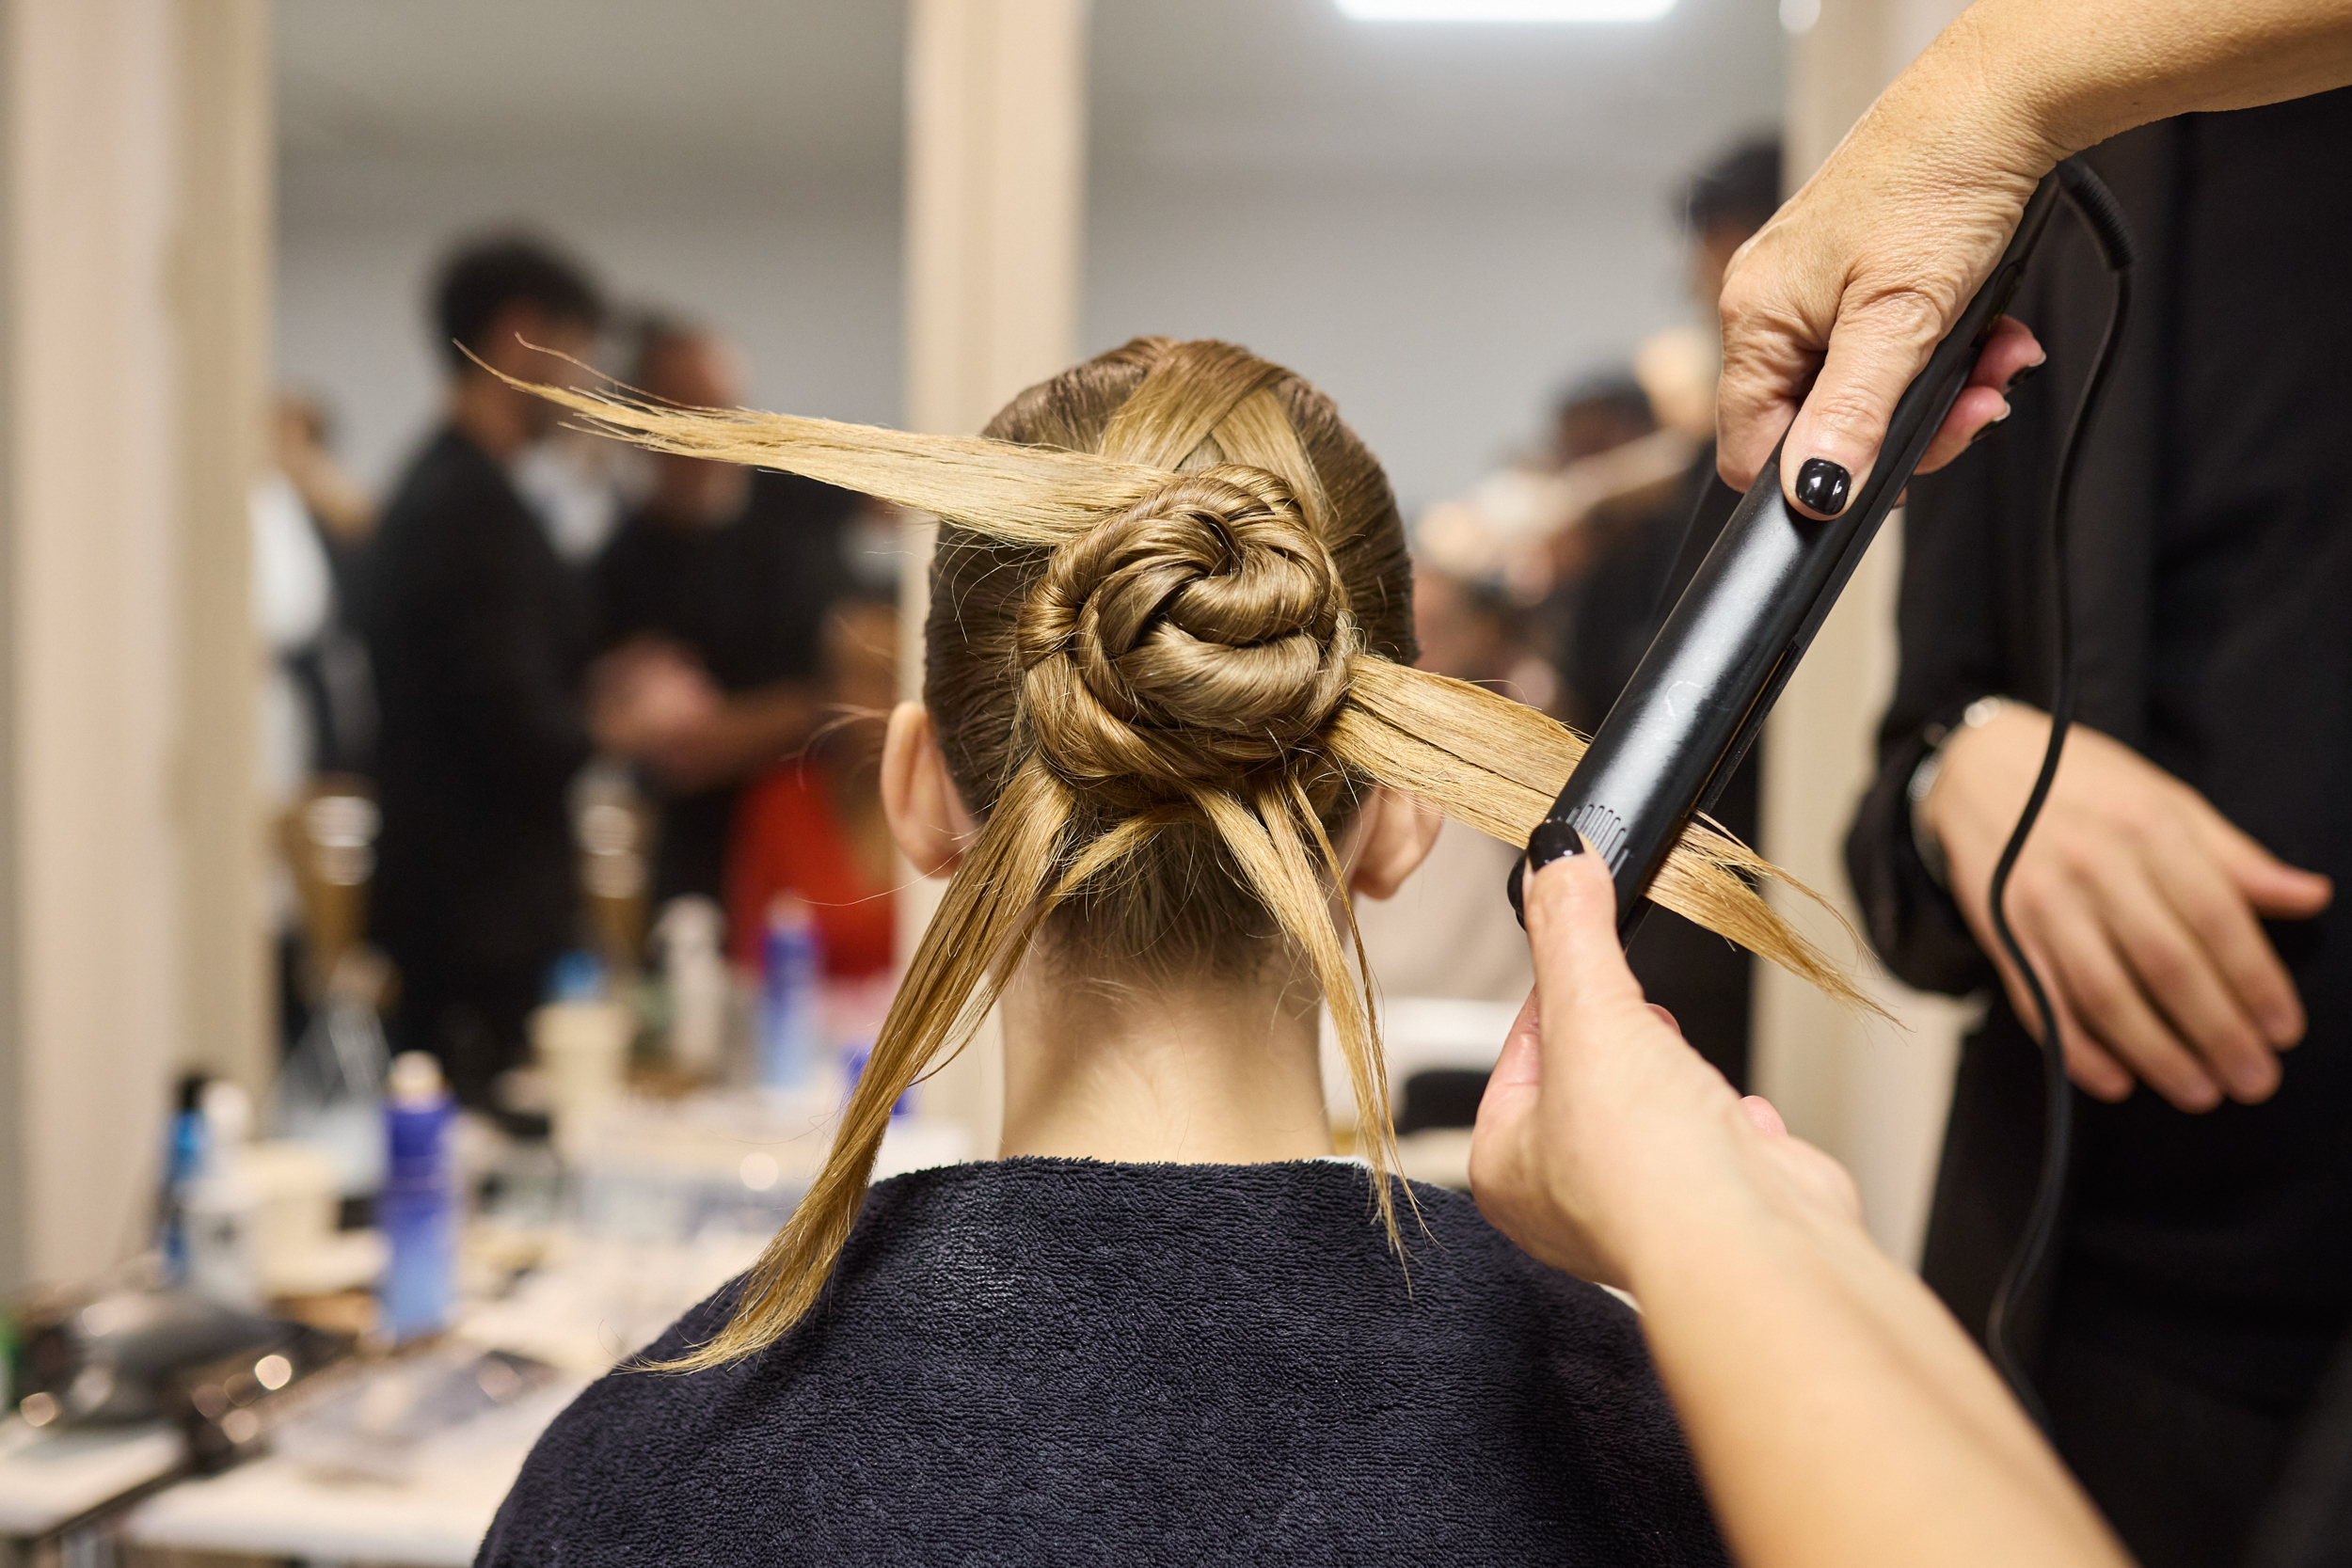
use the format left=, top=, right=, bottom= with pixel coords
left=589, top=318, right=879, bottom=929
left=1543, top=370, right=1666, bottom=730
left=275, top=391, right=376, bottom=560
left=260, top=392, right=379, bottom=799
left=726, top=592, right=899, bottom=983
left=1549, top=368, right=1656, bottom=471
left=1552, top=139, right=1782, bottom=730
left=356, top=235, right=700, bottom=1106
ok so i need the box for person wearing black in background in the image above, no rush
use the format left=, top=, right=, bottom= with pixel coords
left=1843, top=96, right=2351, bottom=1568
left=1550, top=138, right=1782, bottom=1090
left=588, top=319, right=874, bottom=922
left=358, top=237, right=705, bottom=1107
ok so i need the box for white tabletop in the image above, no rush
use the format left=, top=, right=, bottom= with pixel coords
left=0, top=1417, right=183, bottom=1535
left=123, top=1379, right=581, bottom=1567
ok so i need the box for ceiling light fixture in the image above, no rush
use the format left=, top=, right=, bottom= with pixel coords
left=1336, top=0, right=1677, bottom=20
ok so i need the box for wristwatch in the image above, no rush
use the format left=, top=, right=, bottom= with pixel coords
left=1906, top=695, right=2011, bottom=891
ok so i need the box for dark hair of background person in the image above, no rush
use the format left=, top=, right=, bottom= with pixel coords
left=431, top=233, right=606, bottom=371
left=1552, top=370, right=1658, bottom=466
left=1682, top=136, right=1784, bottom=237
left=1552, top=369, right=1652, bottom=436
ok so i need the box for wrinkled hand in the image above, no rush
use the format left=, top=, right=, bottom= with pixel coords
left=1714, top=97, right=2052, bottom=517
left=1921, top=705, right=2333, bottom=1111
left=1470, top=851, right=1859, bottom=1291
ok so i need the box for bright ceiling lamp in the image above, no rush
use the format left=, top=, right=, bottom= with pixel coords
left=1336, top=0, right=1677, bottom=20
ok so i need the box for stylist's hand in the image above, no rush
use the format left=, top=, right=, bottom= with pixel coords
left=1715, top=128, right=2049, bottom=517
left=1716, top=0, right=2352, bottom=518
left=1922, top=704, right=2333, bottom=1110
left=1470, top=849, right=1859, bottom=1290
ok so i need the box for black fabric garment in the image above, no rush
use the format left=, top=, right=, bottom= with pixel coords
left=1846, top=97, right=2352, bottom=1568
left=590, top=470, right=863, bottom=908
left=356, top=428, right=595, bottom=1106
left=480, top=1159, right=1729, bottom=1567
left=1556, top=454, right=1756, bottom=1091
left=2246, top=1327, right=2352, bottom=1568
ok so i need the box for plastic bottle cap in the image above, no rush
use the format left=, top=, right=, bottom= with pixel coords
left=200, top=1080, right=253, bottom=1147
left=545, top=948, right=609, bottom=1005
left=387, top=1051, right=447, bottom=1107
left=658, top=895, right=723, bottom=948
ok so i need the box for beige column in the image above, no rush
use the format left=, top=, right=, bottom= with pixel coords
left=1754, top=0, right=1975, bottom=1264
left=0, top=0, right=271, bottom=1291
left=174, top=0, right=274, bottom=1107
left=898, top=0, right=1089, bottom=1151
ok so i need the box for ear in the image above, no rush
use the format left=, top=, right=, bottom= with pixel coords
left=882, top=701, right=977, bottom=878
left=1344, top=785, right=1445, bottom=902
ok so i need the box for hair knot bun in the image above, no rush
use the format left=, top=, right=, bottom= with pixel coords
left=1014, top=465, right=1355, bottom=798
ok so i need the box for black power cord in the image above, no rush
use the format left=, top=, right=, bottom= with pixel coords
left=1980, top=157, right=2137, bottom=1426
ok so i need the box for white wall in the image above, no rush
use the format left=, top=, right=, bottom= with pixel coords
left=1084, top=0, right=1784, bottom=517
left=1086, top=167, right=1692, bottom=521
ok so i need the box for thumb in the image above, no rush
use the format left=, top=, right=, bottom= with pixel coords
left=1777, top=287, right=1954, bottom=521
left=1519, top=848, right=1646, bottom=1074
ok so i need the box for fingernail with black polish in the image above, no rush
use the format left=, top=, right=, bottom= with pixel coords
left=1527, top=817, right=1585, bottom=871
left=1794, top=457, right=1851, bottom=516
left=1967, top=401, right=2015, bottom=449
left=2004, top=357, right=2046, bottom=395
left=1506, top=823, right=1584, bottom=927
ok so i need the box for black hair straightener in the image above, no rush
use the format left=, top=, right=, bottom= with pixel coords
left=1509, top=158, right=2137, bottom=1422
left=1514, top=175, right=2061, bottom=927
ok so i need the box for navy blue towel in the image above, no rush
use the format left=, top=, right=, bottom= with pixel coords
left=480, top=1157, right=1728, bottom=1565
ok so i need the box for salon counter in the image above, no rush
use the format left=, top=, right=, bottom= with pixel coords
left=122, top=1377, right=582, bottom=1566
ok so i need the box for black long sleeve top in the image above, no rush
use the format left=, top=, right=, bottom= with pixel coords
left=356, top=427, right=595, bottom=982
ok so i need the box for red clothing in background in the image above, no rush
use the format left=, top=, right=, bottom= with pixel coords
left=727, top=763, right=894, bottom=978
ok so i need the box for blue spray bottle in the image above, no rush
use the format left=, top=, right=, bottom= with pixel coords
left=378, top=1052, right=456, bottom=1341
left=758, top=896, right=824, bottom=1094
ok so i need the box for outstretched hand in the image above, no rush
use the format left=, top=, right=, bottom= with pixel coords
left=1469, top=849, right=1857, bottom=1291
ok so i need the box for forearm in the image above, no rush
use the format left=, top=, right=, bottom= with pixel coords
left=1876, top=0, right=2352, bottom=182
left=651, top=682, right=822, bottom=792
left=1628, top=1199, right=2126, bottom=1568
left=710, top=684, right=822, bottom=770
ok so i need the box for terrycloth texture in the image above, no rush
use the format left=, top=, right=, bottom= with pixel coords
left=479, top=1158, right=1727, bottom=1566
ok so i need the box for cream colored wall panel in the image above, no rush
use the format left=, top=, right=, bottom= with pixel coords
left=898, top=0, right=1089, bottom=1154
left=2, top=0, right=270, bottom=1289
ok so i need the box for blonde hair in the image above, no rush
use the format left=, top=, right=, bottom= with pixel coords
left=517, top=338, right=1861, bottom=1369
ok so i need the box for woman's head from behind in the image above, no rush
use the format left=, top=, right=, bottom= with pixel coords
left=516, top=336, right=1861, bottom=1367
left=919, top=338, right=1413, bottom=986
